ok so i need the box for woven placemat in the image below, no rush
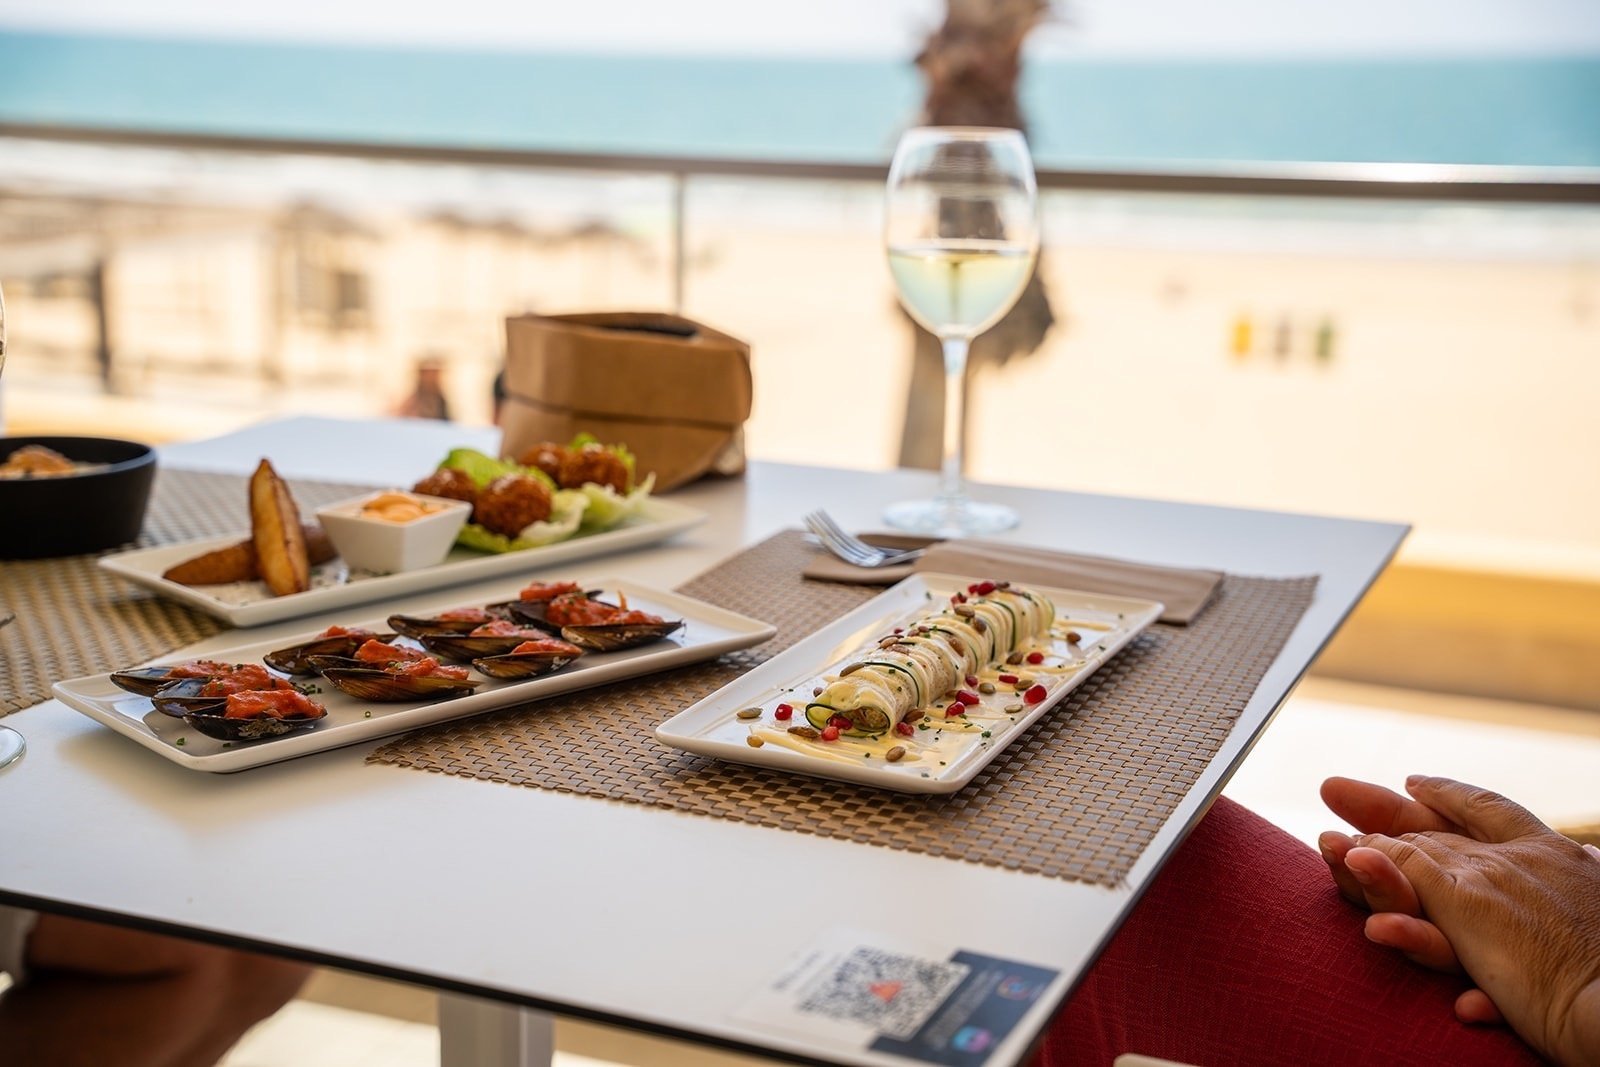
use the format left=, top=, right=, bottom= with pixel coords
left=0, top=468, right=374, bottom=715
left=370, top=530, right=1318, bottom=887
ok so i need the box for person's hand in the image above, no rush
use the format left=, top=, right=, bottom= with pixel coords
left=1356, top=775, right=1600, bottom=1066
left=1318, top=776, right=1465, bottom=975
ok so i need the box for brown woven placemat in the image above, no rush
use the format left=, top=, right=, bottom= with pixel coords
left=370, top=530, right=1318, bottom=887
left=0, top=468, right=375, bottom=715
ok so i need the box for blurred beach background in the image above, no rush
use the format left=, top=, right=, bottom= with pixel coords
left=5, top=2, right=1600, bottom=1062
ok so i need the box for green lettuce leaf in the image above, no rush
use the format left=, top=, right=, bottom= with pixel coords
left=576, top=473, right=655, bottom=531
left=438, top=448, right=555, bottom=491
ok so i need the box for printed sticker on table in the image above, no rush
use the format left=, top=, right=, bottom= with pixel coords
left=732, top=928, right=1060, bottom=1065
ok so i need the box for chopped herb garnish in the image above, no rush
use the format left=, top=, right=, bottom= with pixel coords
left=175, top=737, right=186, bottom=747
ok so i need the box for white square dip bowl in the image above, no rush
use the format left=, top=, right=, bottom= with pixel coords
left=315, top=491, right=471, bottom=574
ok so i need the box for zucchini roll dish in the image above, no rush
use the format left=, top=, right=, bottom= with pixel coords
left=806, top=581, right=1056, bottom=736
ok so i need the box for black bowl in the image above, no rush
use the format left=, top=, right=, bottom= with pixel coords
left=0, top=436, right=157, bottom=559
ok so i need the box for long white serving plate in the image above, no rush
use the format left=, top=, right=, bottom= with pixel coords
left=98, top=497, right=705, bottom=627
left=655, top=573, right=1161, bottom=794
left=54, top=577, right=775, bottom=773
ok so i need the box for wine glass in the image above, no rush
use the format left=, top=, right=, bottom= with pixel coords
left=0, top=282, right=23, bottom=771
left=883, top=127, right=1039, bottom=535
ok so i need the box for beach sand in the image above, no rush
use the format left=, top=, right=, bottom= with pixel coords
left=6, top=183, right=1599, bottom=577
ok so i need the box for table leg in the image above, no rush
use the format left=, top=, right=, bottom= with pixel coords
left=437, top=993, right=554, bottom=1067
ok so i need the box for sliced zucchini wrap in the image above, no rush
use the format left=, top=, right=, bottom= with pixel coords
left=806, top=583, right=1057, bottom=737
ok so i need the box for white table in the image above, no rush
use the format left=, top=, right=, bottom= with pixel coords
left=0, top=416, right=1406, bottom=1066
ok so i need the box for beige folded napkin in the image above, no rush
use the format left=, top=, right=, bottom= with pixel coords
left=802, top=534, right=1224, bottom=625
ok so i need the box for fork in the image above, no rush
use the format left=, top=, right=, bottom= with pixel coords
left=804, top=510, right=927, bottom=568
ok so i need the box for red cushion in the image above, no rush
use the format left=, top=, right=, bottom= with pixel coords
left=1034, top=796, right=1544, bottom=1066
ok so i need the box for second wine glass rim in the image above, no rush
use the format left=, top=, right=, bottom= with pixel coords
left=903, top=126, right=1027, bottom=141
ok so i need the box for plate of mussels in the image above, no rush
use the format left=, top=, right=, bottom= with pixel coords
left=52, top=578, right=776, bottom=772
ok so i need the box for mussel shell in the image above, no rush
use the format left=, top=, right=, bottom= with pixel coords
left=415, top=632, right=551, bottom=662
left=182, top=704, right=327, bottom=741
left=499, top=600, right=562, bottom=634
left=313, top=664, right=483, bottom=702
left=263, top=633, right=398, bottom=676
left=559, top=618, right=684, bottom=652
left=470, top=648, right=581, bottom=680
left=387, top=607, right=511, bottom=639
left=149, top=678, right=226, bottom=718
left=111, top=666, right=200, bottom=698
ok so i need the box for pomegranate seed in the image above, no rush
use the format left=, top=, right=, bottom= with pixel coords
left=964, top=674, right=978, bottom=687
left=952, top=592, right=967, bottom=604
left=1026, top=651, right=1045, bottom=665
left=946, top=704, right=964, bottom=718
left=774, top=705, right=793, bottom=721
left=892, top=627, right=904, bottom=634
left=976, top=581, right=996, bottom=595
left=1024, top=684, right=1048, bottom=705
left=821, top=725, right=840, bottom=742
left=895, top=721, right=914, bottom=737
left=966, top=582, right=980, bottom=594
left=956, top=690, right=980, bottom=706
left=830, top=715, right=852, bottom=730
left=998, top=673, right=1018, bottom=684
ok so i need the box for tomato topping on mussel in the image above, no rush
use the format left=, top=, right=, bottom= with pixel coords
left=316, top=625, right=375, bottom=639
left=166, top=660, right=239, bottom=679
left=518, top=581, right=583, bottom=603
left=509, top=638, right=583, bottom=656
left=224, top=689, right=324, bottom=720
left=391, top=657, right=471, bottom=680
left=354, top=639, right=429, bottom=665
left=438, top=606, right=494, bottom=622
left=197, top=665, right=295, bottom=698
left=467, top=619, right=544, bottom=638
left=544, top=592, right=665, bottom=628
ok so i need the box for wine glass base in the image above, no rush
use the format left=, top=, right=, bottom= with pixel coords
left=0, top=726, right=24, bottom=772
left=883, top=497, right=1019, bottom=537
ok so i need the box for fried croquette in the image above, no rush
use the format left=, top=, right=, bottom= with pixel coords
left=472, top=473, right=553, bottom=537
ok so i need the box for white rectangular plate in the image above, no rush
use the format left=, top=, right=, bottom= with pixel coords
left=655, top=574, right=1161, bottom=794
left=98, top=497, right=705, bottom=627
left=53, top=577, right=775, bottom=773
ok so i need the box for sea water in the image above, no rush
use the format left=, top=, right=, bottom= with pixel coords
left=1, top=29, right=1598, bottom=167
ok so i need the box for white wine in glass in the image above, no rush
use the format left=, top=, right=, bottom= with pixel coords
left=883, top=127, right=1038, bottom=534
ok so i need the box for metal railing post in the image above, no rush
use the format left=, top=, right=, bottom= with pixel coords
left=671, top=171, right=687, bottom=314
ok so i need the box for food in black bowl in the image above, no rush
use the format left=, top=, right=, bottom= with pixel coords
left=0, top=436, right=157, bottom=559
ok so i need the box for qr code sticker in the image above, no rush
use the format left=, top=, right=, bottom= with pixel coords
left=798, top=946, right=969, bottom=1039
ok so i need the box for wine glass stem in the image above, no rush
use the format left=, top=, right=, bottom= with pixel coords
left=939, top=335, right=971, bottom=506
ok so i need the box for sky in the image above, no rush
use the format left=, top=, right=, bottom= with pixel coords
left=1, top=0, right=1598, bottom=57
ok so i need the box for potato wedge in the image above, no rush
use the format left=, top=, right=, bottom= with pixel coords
left=161, top=540, right=257, bottom=585
left=160, top=524, right=336, bottom=586
left=249, top=459, right=310, bottom=596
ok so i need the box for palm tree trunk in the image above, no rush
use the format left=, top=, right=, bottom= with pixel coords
left=898, top=0, right=1059, bottom=470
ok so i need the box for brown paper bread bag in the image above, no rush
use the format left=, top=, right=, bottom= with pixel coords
left=501, top=312, right=752, bottom=492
